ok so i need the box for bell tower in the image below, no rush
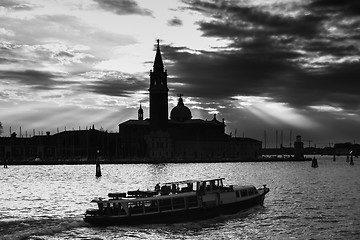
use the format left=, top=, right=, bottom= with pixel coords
left=138, top=104, right=143, bottom=120
left=149, top=40, right=168, bottom=130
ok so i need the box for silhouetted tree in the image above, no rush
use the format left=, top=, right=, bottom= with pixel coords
left=0, top=122, right=3, bottom=136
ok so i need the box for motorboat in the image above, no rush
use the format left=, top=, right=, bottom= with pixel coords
left=84, top=178, right=269, bottom=225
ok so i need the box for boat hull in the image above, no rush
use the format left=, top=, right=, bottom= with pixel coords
left=84, top=191, right=267, bottom=226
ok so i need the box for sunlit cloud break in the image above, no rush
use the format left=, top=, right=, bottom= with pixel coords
left=234, top=96, right=318, bottom=129
left=309, top=105, right=343, bottom=112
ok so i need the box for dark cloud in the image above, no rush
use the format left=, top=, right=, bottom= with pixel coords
left=0, top=57, right=19, bottom=64
left=164, top=0, right=360, bottom=114
left=80, top=71, right=148, bottom=97
left=163, top=44, right=300, bottom=98
left=54, top=51, right=75, bottom=58
left=0, top=14, right=135, bottom=71
left=309, top=0, right=360, bottom=16
left=0, top=0, right=33, bottom=10
left=168, top=17, right=183, bottom=26
left=0, top=42, right=37, bottom=66
left=301, top=62, right=360, bottom=110
left=164, top=41, right=360, bottom=112
left=303, top=39, right=359, bottom=57
left=41, top=94, right=63, bottom=99
left=185, top=1, right=324, bottom=38
left=0, top=70, right=69, bottom=90
left=0, top=69, right=148, bottom=98
left=93, top=0, right=152, bottom=16
left=190, top=2, right=324, bottom=40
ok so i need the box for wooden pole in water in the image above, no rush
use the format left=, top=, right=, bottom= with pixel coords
left=311, top=156, right=318, bottom=168
left=350, top=155, right=354, bottom=165
left=95, top=148, right=102, bottom=177
left=96, top=162, right=102, bottom=177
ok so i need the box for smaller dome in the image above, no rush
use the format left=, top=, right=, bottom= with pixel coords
left=170, top=97, right=192, bottom=122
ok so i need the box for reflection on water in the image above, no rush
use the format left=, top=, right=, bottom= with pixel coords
left=0, top=156, right=359, bottom=239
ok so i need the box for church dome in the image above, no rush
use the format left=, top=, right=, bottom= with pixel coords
left=170, top=96, right=192, bottom=122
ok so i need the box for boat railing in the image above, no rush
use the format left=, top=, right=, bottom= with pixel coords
left=108, top=192, right=126, bottom=199
left=127, top=190, right=158, bottom=198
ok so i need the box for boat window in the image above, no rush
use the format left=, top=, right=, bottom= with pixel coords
left=117, top=203, right=127, bottom=216
left=129, top=201, right=144, bottom=215
left=144, top=200, right=158, bottom=213
left=106, top=203, right=112, bottom=213
left=109, top=202, right=123, bottom=216
left=218, top=179, right=223, bottom=188
left=236, top=191, right=240, bottom=198
left=97, top=203, right=105, bottom=212
left=210, top=180, right=217, bottom=190
left=172, top=197, right=186, bottom=209
left=205, top=181, right=211, bottom=191
left=240, top=189, right=248, bottom=197
left=171, top=184, right=178, bottom=193
left=187, top=196, right=198, bottom=208
left=199, top=182, right=206, bottom=194
left=159, top=199, right=172, bottom=211
left=248, top=188, right=254, bottom=196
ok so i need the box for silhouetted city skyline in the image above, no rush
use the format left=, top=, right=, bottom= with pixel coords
left=1, top=0, right=359, bottom=147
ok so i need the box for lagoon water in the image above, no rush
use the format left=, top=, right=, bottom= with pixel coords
left=1, top=156, right=359, bottom=240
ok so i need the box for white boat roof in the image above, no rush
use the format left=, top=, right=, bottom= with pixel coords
left=93, top=191, right=197, bottom=203
left=233, top=185, right=257, bottom=190
left=164, top=178, right=225, bottom=185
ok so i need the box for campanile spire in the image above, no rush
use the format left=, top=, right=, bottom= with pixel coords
left=153, top=39, right=164, bottom=72
left=149, top=40, right=168, bottom=130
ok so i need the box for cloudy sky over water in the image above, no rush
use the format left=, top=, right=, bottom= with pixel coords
left=1, top=0, right=359, bottom=147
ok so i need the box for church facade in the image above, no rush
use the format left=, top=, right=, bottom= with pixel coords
left=118, top=41, right=261, bottom=161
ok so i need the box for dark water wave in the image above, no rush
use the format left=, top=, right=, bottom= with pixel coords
left=0, top=217, right=89, bottom=240
left=0, top=207, right=265, bottom=240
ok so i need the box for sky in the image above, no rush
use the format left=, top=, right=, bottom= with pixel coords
left=1, top=0, right=359, bottom=148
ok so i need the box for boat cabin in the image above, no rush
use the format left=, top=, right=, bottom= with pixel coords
left=162, top=178, right=227, bottom=195
left=85, top=178, right=262, bottom=219
left=88, top=191, right=199, bottom=217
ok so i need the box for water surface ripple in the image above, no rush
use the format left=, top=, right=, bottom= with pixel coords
left=1, top=156, right=359, bottom=239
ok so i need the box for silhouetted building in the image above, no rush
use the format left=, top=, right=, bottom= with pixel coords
left=334, top=142, right=360, bottom=156
left=294, top=135, right=304, bottom=159
left=0, top=127, right=119, bottom=162
left=118, top=41, right=261, bottom=161
left=0, top=41, right=262, bottom=162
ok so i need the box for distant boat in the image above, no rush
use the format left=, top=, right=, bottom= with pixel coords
left=83, top=178, right=270, bottom=226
